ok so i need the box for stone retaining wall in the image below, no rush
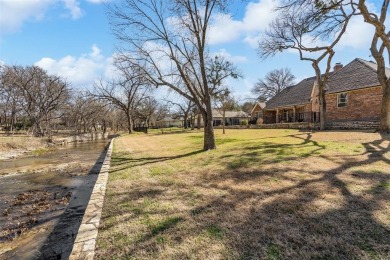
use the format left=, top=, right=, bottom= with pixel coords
left=326, top=121, right=380, bottom=130
left=69, top=138, right=114, bottom=259
left=214, top=123, right=320, bottom=130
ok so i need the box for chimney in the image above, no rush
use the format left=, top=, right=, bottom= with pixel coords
left=333, top=62, right=343, bottom=72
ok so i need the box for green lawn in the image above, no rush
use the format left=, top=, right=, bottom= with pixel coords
left=95, top=129, right=390, bottom=259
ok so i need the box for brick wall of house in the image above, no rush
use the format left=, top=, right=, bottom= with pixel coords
left=325, top=86, right=382, bottom=122
left=304, top=103, right=312, bottom=112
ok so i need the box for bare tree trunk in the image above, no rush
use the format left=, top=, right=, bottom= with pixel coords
left=379, top=81, right=390, bottom=132
left=183, top=112, right=189, bottom=129
left=203, top=105, right=216, bottom=150
left=319, top=84, right=326, bottom=130
left=191, top=115, right=195, bottom=130
left=222, top=110, right=226, bottom=134
left=126, top=113, right=133, bottom=134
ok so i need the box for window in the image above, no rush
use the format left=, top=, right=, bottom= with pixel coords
left=337, top=93, right=348, bottom=107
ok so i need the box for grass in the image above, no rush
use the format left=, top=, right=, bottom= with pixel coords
left=95, top=129, right=390, bottom=259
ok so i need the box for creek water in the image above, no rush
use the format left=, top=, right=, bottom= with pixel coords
left=0, top=139, right=109, bottom=259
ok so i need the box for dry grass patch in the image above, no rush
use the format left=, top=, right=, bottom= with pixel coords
left=96, top=129, right=390, bottom=259
left=0, top=135, right=48, bottom=160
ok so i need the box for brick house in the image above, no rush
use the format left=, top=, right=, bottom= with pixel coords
left=261, top=58, right=385, bottom=126
left=249, top=102, right=266, bottom=124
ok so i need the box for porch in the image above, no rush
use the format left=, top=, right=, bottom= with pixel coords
left=263, top=107, right=320, bottom=124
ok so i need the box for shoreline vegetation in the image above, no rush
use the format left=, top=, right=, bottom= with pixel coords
left=0, top=135, right=48, bottom=161
left=0, top=131, right=108, bottom=161
left=96, top=129, right=390, bottom=259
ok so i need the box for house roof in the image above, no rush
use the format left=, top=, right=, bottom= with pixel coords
left=264, top=58, right=387, bottom=109
left=265, top=76, right=315, bottom=109
left=212, top=110, right=248, bottom=118
left=250, top=102, right=266, bottom=114
left=326, top=58, right=388, bottom=93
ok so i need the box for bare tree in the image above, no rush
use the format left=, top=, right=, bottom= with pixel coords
left=251, top=68, right=295, bottom=101
left=357, top=0, right=390, bottom=132
left=108, top=0, right=238, bottom=150
left=0, top=66, right=24, bottom=133
left=166, top=97, right=196, bottom=129
left=3, top=66, right=70, bottom=137
left=259, top=0, right=356, bottom=130
left=63, top=93, right=110, bottom=134
left=92, top=65, right=152, bottom=134
left=133, top=96, right=161, bottom=128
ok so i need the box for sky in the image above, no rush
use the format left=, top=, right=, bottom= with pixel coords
left=0, top=0, right=381, bottom=102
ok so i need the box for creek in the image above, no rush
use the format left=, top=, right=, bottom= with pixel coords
left=0, top=139, right=110, bottom=259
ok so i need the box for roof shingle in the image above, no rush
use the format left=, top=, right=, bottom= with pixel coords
left=326, top=58, right=385, bottom=93
left=265, top=76, right=315, bottom=109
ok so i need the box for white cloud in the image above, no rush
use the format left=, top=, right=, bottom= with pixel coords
left=62, top=0, right=83, bottom=19
left=209, top=13, right=243, bottom=44
left=242, top=0, right=278, bottom=31
left=34, top=45, right=114, bottom=88
left=0, top=0, right=85, bottom=35
left=0, top=0, right=54, bottom=33
left=213, top=49, right=248, bottom=63
left=208, top=0, right=279, bottom=46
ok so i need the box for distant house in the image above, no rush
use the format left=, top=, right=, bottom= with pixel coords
left=194, top=110, right=249, bottom=127
left=212, top=110, right=248, bottom=126
left=260, top=58, right=384, bottom=126
left=249, top=102, right=266, bottom=124
left=156, top=116, right=184, bottom=128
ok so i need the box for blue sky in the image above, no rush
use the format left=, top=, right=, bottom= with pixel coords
left=0, top=0, right=379, bottom=101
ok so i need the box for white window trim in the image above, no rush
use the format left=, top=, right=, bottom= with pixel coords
left=337, top=92, right=348, bottom=107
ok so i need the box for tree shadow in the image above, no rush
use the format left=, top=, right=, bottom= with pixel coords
left=225, top=133, right=326, bottom=169
left=109, top=149, right=204, bottom=174
left=200, top=134, right=390, bottom=258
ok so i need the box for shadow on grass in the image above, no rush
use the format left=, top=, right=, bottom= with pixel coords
left=96, top=133, right=390, bottom=259
left=109, top=149, right=204, bottom=174
left=226, top=133, right=326, bottom=169
left=197, top=134, right=390, bottom=258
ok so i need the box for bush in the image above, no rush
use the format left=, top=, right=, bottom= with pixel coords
left=241, top=120, right=248, bottom=126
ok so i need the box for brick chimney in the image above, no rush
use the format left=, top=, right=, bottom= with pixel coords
left=333, top=62, right=343, bottom=72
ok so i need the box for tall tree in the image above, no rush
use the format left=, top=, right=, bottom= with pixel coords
left=108, top=0, right=238, bottom=150
left=357, top=0, right=390, bottom=132
left=259, top=0, right=356, bottom=130
left=251, top=68, right=295, bottom=100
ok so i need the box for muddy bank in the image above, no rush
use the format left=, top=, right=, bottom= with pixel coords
left=0, top=132, right=108, bottom=161
left=0, top=139, right=109, bottom=259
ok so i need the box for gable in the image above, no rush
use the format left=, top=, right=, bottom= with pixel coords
left=250, top=102, right=266, bottom=114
